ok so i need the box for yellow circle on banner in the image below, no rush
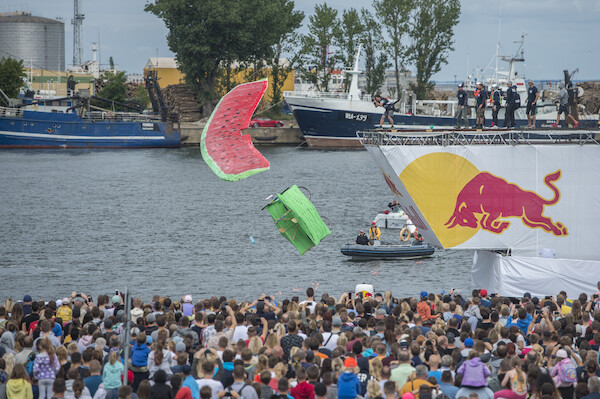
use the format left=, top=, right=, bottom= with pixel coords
left=399, top=153, right=481, bottom=247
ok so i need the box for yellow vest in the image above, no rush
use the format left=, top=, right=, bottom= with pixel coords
left=369, top=226, right=381, bottom=240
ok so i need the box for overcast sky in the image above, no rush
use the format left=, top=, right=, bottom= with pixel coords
left=18, top=0, right=600, bottom=82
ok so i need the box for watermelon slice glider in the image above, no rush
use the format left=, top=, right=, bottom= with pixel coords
left=201, top=79, right=270, bottom=181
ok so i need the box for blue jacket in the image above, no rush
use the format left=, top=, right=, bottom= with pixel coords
left=337, top=372, right=361, bottom=399
left=183, top=375, right=199, bottom=399
left=131, top=343, right=150, bottom=367
left=506, top=313, right=532, bottom=335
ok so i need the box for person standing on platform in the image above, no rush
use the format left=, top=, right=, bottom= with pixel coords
left=551, top=82, right=579, bottom=128
left=504, top=81, right=517, bottom=128
left=475, top=82, right=487, bottom=129
left=490, top=84, right=501, bottom=128
left=455, top=84, right=469, bottom=129
left=526, top=81, right=539, bottom=128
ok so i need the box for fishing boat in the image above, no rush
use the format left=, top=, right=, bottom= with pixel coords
left=284, top=40, right=597, bottom=149
left=341, top=242, right=435, bottom=260
left=0, top=107, right=180, bottom=148
left=0, top=76, right=180, bottom=149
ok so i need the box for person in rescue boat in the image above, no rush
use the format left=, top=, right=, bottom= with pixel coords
left=355, top=230, right=371, bottom=246
left=369, top=222, right=381, bottom=245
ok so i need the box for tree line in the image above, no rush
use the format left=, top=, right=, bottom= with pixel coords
left=146, top=0, right=460, bottom=116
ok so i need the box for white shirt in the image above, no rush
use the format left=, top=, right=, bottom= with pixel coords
left=322, top=332, right=339, bottom=351
left=232, top=325, right=249, bottom=342
left=196, top=378, right=224, bottom=399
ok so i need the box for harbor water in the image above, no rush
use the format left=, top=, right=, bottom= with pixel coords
left=0, top=147, right=473, bottom=301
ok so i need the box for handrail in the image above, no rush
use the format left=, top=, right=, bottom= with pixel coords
left=0, top=107, right=24, bottom=118
left=284, top=90, right=372, bottom=102
left=357, top=129, right=600, bottom=147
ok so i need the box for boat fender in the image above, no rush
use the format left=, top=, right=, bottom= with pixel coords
left=106, top=112, right=113, bottom=119
left=414, top=229, right=423, bottom=242
left=400, top=227, right=410, bottom=242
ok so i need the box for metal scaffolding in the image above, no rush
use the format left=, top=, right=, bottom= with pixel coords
left=357, top=129, right=600, bottom=147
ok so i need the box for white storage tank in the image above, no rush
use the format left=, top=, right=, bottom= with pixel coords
left=0, top=12, right=65, bottom=71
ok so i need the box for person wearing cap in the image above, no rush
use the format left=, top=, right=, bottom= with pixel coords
left=551, top=348, right=577, bottom=397
left=337, top=357, right=361, bottom=399
left=456, top=84, right=469, bottom=129
left=22, top=295, right=33, bottom=316
left=475, top=82, right=487, bottom=129
left=369, top=222, right=381, bottom=246
left=490, top=83, right=501, bottom=128
left=479, top=289, right=492, bottom=309
left=55, top=299, right=72, bottom=325
left=526, top=80, right=540, bottom=128
left=181, top=295, right=194, bottom=318
left=355, top=230, right=371, bottom=246
left=503, top=81, right=518, bottom=128
left=552, top=81, right=579, bottom=129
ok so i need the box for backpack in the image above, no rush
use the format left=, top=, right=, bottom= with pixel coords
left=514, top=92, right=521, bottom=108
left=25, top=352, right=36, bottom=377
left=559, top=359, right=577, bottom=384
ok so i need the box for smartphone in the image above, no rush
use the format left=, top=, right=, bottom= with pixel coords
left=400, top=341, right=409, bottom=350
left=594, top=294, right=599, bottom=299
left=545, top=296, right=551, bottom=299
left=553, top=311, right=560, bottom=316
left=348, top=292, right=352, bottom=299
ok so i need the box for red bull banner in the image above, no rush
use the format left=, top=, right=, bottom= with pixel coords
left=365, top=145, right=599, bottom=261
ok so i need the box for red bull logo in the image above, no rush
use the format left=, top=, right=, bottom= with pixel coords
left=445, top=170, right=568, bottom=236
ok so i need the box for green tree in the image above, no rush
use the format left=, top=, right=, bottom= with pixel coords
left=297, top=2, right=339, bottom=92
left=97, top=71, right=127, bottom=102
left=361, top=9, right=389, bottom=96
left=269, top=38, right=296, bottom=107
left=145, top=0, right=303, bottom=117
left=0, top=57, right=25, bottom=100
left=373, top=0, right=414, bottom=97
left=334, top=8, right=365, bottom=92
left=109, top=56, right=115, bottom=71
left=93, top=71, right=128, bottom=110
left=267, top=3, right=303, bottom=106
left=407, top=0, right=460, bottom=99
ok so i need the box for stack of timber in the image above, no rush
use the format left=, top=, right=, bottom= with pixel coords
left=579, top=81, right=600, bottom=115
left=163, top=84, right=202, bottom=122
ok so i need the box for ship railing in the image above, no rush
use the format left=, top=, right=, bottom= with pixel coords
left=86, top=111, right=163, bottom=122
left=415, top=100, right=457, bottom=117
left=357, top=129, right=600, bottom=147
left=0, top=107, right=24, bottom=118
left=283, top=90, right=372, bottom=102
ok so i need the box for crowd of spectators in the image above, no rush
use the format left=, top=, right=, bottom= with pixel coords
left=1, top=284, right=600, bottom=399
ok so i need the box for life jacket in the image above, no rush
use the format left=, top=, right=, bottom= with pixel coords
left=474, top=89, right=480, bottom=98
left=490, top=90, right=498, bottom=104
